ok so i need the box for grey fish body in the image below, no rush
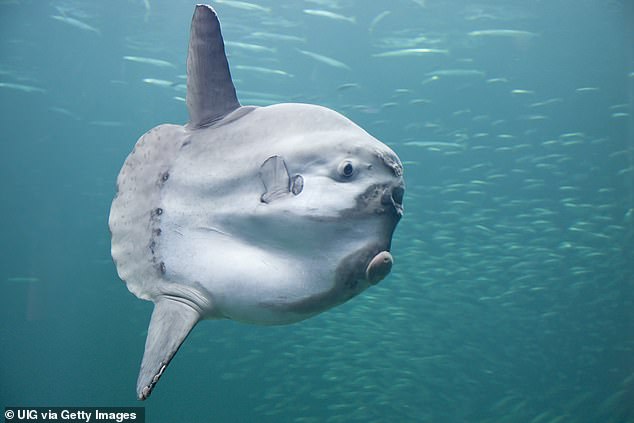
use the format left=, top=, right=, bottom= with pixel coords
left=109, top=5, right=404, bottom=400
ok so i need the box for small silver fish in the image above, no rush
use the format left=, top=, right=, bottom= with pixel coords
left=51, top=15, right=100, bottom=35
left=123, top=56, right=176, bottom=68
left=297, top=49, right=351, bottom=70
left=225, top=41, right=276, bottom=54
left=235, top=65, right=293, bottom=77
left=373, top=48, right=449, bottom=58
left=468, top=29, right=537, bottom=38
left=142, top=78, right=175, bottom=87
left=303, top=9, right=356, bottom=24
left=0, top=82, right=46, bottom=93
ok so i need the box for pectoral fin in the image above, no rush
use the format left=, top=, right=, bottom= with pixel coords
left=259, top=156, right=303, bottom=203
left=259, top=156, right=290, bottom=203
left=136, top=297, right=200, bottom=400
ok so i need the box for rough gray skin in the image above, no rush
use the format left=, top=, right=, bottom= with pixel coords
left=108, top=4, right=405, bottom=400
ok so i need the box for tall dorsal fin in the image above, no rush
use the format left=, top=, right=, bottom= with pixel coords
left=186, top=4, right=240, bottom=129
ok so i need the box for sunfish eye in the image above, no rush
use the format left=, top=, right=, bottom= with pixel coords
left=338, top=160, right=355, bottom=178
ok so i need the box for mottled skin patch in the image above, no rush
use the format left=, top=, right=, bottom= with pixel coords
left=263, top=176, right=403, bottom=314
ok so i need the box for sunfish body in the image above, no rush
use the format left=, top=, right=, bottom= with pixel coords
left=109, top=4, right=405, bottom=400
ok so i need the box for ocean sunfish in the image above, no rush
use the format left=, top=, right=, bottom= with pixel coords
left=109, top=4, right=405, bottom=400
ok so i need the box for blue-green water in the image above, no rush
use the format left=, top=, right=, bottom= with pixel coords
left=1, top=0, right=633, bottom=421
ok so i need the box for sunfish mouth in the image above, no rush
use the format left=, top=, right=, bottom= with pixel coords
left=365, top=250, right=393, bottom=284
left=381, top=185, right=404, bottom=218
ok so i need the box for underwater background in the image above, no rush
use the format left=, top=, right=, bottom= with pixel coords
left=1, top=0, right=633, bottom=422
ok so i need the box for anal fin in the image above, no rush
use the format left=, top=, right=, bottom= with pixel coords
left=136, top=297, right=200, bottom=400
